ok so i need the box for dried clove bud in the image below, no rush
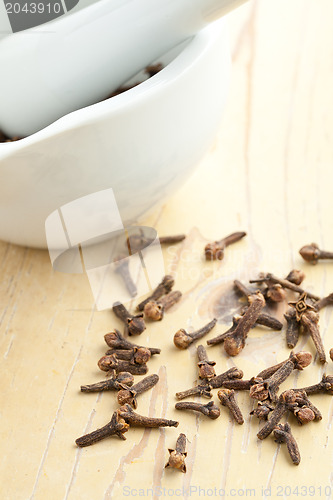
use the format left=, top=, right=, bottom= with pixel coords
left=97, top=354, right=148, bottom=375
left=250, top=351, right=312, bottom=402
left=80, top=371, right=134, bottom=393
left=175, top=368, right=243, bottom=400
left=137, top=275, right=174, bottom=311
left=205, top=231, right=246, bottom=261
left=300, top=309, right=326, bottom=363
left=264, top=283, right=286, bottom=303
left=104, top=329, right=160, bottom=355
left=315, top=293, right=333, bottom=311
left=257, top=390, right=297, bottom=440
left=284, top=308, right=300, bottom=349
left=285, top=269, right=306, bottom=286
left=174, top=318, right=217, bottom=349
left=117, top=374, right=159, bottom=408
left=112, top=302, right=146, bottom=336
left=105, top=347, right=151, bottom=365
left=143, top=291, right=182, bottom=321
left=295, top=374, right=333, bottom=395
left=331, top=348, right=333, bottom=362
left=197, top=345, right=216, bottom=380
left=299, top=243, right=333, bottom=264
left=292, top=390, right=322, bottom=422
left=273, top=423, right=301, bottom=465
left=250, top=401, right=274, bottom=421
left=217, top=389, right=244, bottom=424
left=75, top=411, right=129, bottom=447
left=221, top=376, right=263, bottom=391
left=175, top=401, right=220, bottom=419
left=114, top=255, right=137, bottom=297
left=256, top=351, right=312, bottom=380
left=249, top=273, right=320, bottom=301
left=165, top=433, right=187, bottom=473
left=118, top=404, right=179, bottom=428
left=223, top=292, right=266, bottom=356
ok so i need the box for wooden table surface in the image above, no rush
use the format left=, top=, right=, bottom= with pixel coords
left=1, top=1, right=333, bottom=498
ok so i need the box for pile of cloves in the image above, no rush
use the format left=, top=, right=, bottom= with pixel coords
left=76, top=231, right=333, bottom=471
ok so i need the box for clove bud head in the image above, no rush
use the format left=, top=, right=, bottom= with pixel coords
left=299, top=243, right=320, bottom=264
left=293, top=351, right=313, bottom=369
left=144, top=301, right=163, bottom=321
left=294, top=407, right=315, bottom=425
left=173, top=329, right=192, bottom=349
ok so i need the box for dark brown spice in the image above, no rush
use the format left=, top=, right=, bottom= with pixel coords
left=165, top=433, right=187, bottom=473
left=117, top=374, right=159, bottom=408
left=223, top=292, right=265, bottom=356
left=137, top=275, right=174, bottom=311
left=204, top=231, right=246, bottom=261
left=292, top=390, right=322, bottom=422
left=314, top=292, right=333, bottom=311
left=249, top=273, right=320, bottom=301
left=97, top=354, right=148, bottom=375
left=299, top=308, right=326, bottom=363
left=221, top=377, right=262, bottom=391
left=175, top=367, right=243, bottom=400
left=250, top=401, right=274, bottom=421
left=104, top=329, right=160, bottom=355
left=143, top=290, right=182, bottom=321
left=256, top=351, right=312, bottom=380
left=173, top=318, right=217, bottom=349
left=217, top=389, right=244, bottom=424
left=273, top=423, right=301, bottom=465
left=285, top=269, right=306, bottom=286
left=175, top=401, right=220, bottom=419
left=197, top=344, right=216, bottom=380
left=75, top=411, right=129, bottom=447
left=299, top=243, right=333, bottom=264
left=295, top=374, right=333, bottom=395
left=112, top=302, right=146, bottom=336
left=284, top=308, right=300, bottom=349
left=105, top=347, right=151, bottom=365
left=257, top=389, right=297, bottom=440
left=118, top=404, right=179, bottom=428
left=80, top=371, right=134, bottom=393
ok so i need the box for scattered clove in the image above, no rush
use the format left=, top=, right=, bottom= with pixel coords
left=256, top=351, right=312, bottom=380
left=117, top=404, right=179, bottom=428
left=257, top=389, right=297, bottom=440
left=250, top=401, right=274, bottom=421
left=114, top=255, right=137, bottom=297
left=175, top=367, right=243, bottom=400
left=291, top=390, right=322, bottom=422
left=284, top=308, right=299, bottom=349
left=217, top=389, right=244, bottom=424
left=205, top=231, right=246, bottom=261
left=221, top=376, right=262, bottom=392
left=175, top=401, right=220, bottom=419
left=295, top=374, right=333, bottom=395
left=314, top=292, right=333, bottom=311
left=223, top=292, right=266, bottom=356
left=97, top=354, right=148, bottom=375
left=273, top=423, right=301, bottom=465
left=250, top=351, right=312, bottom=402
left=197, top=345, right=216, bottom=380
left=137, top=275, right=174, bottom=311
left=80, top=371, right=134, bottom=393
left=249, top=273, right=320, bottom=301
left=75, top=411, right=129, bottom=447
left=285, top=269, right=306, bottom=286
left=165, top=433, right=187, bottom=473
left=264, top=283, right=286, bottom=303
left=117, top=374, right=159, bottom=408
left=174, top=318, right=217, bottom=349
left=104, top=329, right=160, bottom=355
left=143, top=290, right=182, bottom=321
left=105, top=347, right=151, bottom=365
left=112, top=302, right=146, bottom=336
left=299, top=243, right=333, bottom=264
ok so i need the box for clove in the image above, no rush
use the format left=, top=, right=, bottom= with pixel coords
left=250, top=351, right=312, bottom=402
left=223, top=292, right=266, bottom=356
left=292, top=390, right=322, bottom=422
left=97, top=354, right=148, bottom=375
left=285, top=269, right=306, bottom=286
left=250, top=401, right=274, bottom=421
left=105, top=347, right=151, bottom=365
left=80, top=371, right=134, bottom=393
left=104, top=329, right=160, bottom=355
left=299, top=243, right=333, bottom=264
left=257, top=389, right=297, bottom=440
left=256, top=351, right=312, bottom=380
left=217, top=389, right=244, bottom=424
left=314, top=292, right=333, bottom=311
left=117, top=374, right=159, bottom=408
left=204, top=231, right=246, bottom=261
left=273, top=423, right=301, bottom=465
left=174, top=318, right=217, bottom=349
left=221, top=376, right=263, bottom=391
left=165, top=433, right=187, bottom=473
left=137, top=275, right=174, bottom=311
left=75, top=411, right=129, bottom=447
left=249, top=273, right=320, bottom=301
left=175, top=401, right=220, bottom=419
left=114, top=255, right=137, bottom=297
left=112, top=302, right=146, bottom=336
left=197, top=344, right=216, bottom=380
left=284, top=308, right=299, bottom=349
left=299, top=308, right=326, bottom=363
left=143, top=290, right=182, bottom=321
left=175, top=367, right=243, bottom=400
left=295, top=374, right=333, bottom=395
left=117, top=404, right=179, bottom=428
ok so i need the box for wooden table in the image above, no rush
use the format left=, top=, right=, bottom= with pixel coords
left=1, top=1, right=333, bottom=498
